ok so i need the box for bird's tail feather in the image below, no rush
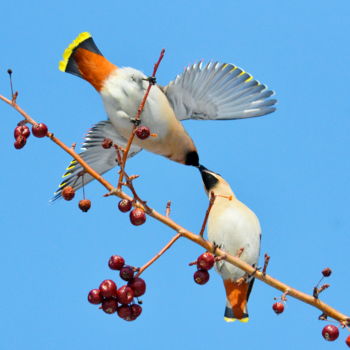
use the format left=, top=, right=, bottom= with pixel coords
left=223, top=279, right=250, bottom=323
left=51, top=120, right=142, bottom=202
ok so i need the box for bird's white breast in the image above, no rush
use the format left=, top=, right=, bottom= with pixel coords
left=100, top=67, right=173, bottom=142
left=208, top=199, right=261, bottom=281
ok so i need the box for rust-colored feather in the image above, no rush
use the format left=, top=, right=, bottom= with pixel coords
left=74, top=48, right=117, bottom=91
left=224, top=279, right=249, bottom=320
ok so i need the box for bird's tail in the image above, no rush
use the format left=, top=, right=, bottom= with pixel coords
left=58, top=32, right=116, bottom=91
left=51, top=120, right=142, bottom=202
left=223, top=279, right=253, bottom=323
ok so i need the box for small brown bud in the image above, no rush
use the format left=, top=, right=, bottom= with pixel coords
left=322, top=268, right=332, bottom=277
left=7, top=69, right=12, bottom=75
left=79, top=199, right=91, bottom=212
left=62, top=186, right=75, bottom=201
left=319, top=284, right=330, bottom=292
left=102, top=138, right=113, bottom=149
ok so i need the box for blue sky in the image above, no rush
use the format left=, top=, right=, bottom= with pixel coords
left=1, top=1, right=349, bottom=349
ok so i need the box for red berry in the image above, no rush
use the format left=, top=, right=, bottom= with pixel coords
left=32, top=123, right=48, bottom=138
left=101, top=298, right=118, bottom=314
left=102, top=138, right=113, bottom=149
left=197, top=252, right=215, bottom=270
left=130, top=304, right=142, bottom=318
left=130, top=208, right=146, bottom=226
left=322, top=268, right=332, bottom=277
left=120, top=265, right=134, bottom=281
left=99, top=279, right=117, bottom=298
left=135, top=125, right=150, bottom=140
left=118, top=199, right=132, bottom=213
left=117, top=305, right=133, bottom=321
left=87, top=289, right=102, bottom=305
left=345, top=335, right=350, bottom=347
left=79, top=199, right=91, bottom=212
left=272, top=302, right=284, bottom=314
left=117, top=285, right=135, bottom=305
left=108, top=255, right=125, bottom=270
left=128, top=277, right=146, bottom=297
left=14, top=135, right=26, bottom=149
left=322, top=325, right=339, bottom=341
left=62, top=186, right=75, bottom=201
left=14, top=125, right=30, bottom=139
left=193, top=269, right=210, bottom=285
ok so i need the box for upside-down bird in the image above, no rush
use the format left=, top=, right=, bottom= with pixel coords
left=199, top=165, right=261, bottom=322
left=52, top=32, right=276, bottom=200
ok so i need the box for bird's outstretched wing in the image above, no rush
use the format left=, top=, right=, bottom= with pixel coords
left=51, top=120, right=141, bottom=201
left=164, top=62, right=276, bottom=121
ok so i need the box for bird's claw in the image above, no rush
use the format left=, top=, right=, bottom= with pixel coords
left=130, top=118, right=141, bottom=126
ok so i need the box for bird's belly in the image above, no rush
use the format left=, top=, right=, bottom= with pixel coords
left=101, top=81, right=194, bottom=162
left=208, top=209, right=260, bottom=281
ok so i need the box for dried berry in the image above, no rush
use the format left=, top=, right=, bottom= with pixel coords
left=62, top=186, right=75, bottom=201
left=102, top=138, right=113, bottom=149
left=322, top=325, right=339, bottom=341
left=197, top=252, right=215, bottom=270
left=117, top=305, right=133, bottom=321
left=78, top=199, right=91, bottom=212
left=130, top=304, right=142, bottom=318
left=120, top=265, right=134, bottom=281
left=345, top=335, right=350, bottom=347
left=32, top=123, right=48, bottom=138
left=101, top=298, right=118, bottom=314
left=130, top=208, right=146, bottom=226
left=193, top=269, right=210, bottom=285
left=118, top=199, right=132, bottom=213
left=14, top=135, right=26, bottom=149
left=322, top=268, right=332, bottom=277
left=128, top=277, right=146, bottom=297
left=88, top=289, right=102, bottom=305
left=116, top=285, right=134, bottom=305
left=135, top=125, right=150, bottom=140
left=99, top=279, right=117, bottom=298
left=108, top=255, right=125, bottom=270
left=14, top=125, right=30, bottom=139
left=272, top=302, right=284, bottom=314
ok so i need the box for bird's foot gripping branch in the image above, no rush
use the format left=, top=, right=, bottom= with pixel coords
left=1, top=47, right=350, bottom=347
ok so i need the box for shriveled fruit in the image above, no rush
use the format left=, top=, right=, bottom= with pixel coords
left=130, top=208, right=146, bottom=226
left=99, top=279, right=117, bottom=298
left=322, top=325, right=339, bottom=341
left=193, top=269, right=210, bottom=285
left=32, top=123, right=48, bottom=138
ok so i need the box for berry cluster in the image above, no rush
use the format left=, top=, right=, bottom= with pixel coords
left=118, top=199, right=146, bottom=226
left=88, top=255, right=146, bottom=321
left=192, top=252, right=215, bottom=285
left=13, top=122, right=48, bottom=149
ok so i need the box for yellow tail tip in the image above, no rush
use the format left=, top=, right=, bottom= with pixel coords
left=224, top=317, right=249, bottom=323
left=59, top=32, right=92, bottom=72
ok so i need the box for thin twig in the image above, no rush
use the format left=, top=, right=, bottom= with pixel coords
left=262, top=253, right=270, bottom=276
left=135, top=232, right=181, bottom=277
left=199, top=191, right=216, bottom=237
left=165, top=201, right=171, bottom=217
